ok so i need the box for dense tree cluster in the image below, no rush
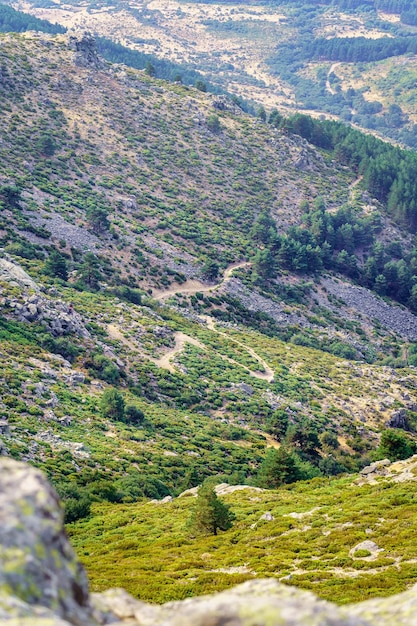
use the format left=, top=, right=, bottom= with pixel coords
left=272, top=113, right=417, bottom=231
left=0, top=3, right=65, bottom=34
left=309, top=36, right=417, bottom=63
left=252, top=196, right=417, bottom=311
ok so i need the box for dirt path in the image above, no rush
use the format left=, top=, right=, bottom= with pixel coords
left=107, top=324, right=137, bottom=350
left=326, top=62, right=341, bottom=96
left=348, top=175, right=363, bottom=202
left=153, top=261, right=274, bottom=381
left=254, top=430, right=281, bottom=449
left=152, top=261, right=252, bottom=301
left=108, top=261, right=275, bottom=382
left=202, top=315, right=274, bottom=382
left=153, top=332, right=206, bottom=373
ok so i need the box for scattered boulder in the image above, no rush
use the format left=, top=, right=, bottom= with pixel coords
left=350, top=540, right=384, bottom=560
left=150, top=495, right=173, bottom=504
left=63, top=371, right=86, bottom=386
left=233, top=382, right=254, bottom=396
left=178, top=486, right=199, bottom=498
left=0, top=419, right=10, bottom=435
left=386, top=408, right=410, bottom=431
left=178, top=483, right=264, bottom=498
left=360, top=459, right=391, bottom=477
left=214, top=483, right=264, bottom=496
left=153, top=326, right=172, bottom=338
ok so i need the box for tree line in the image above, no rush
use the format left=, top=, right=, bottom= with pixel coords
left=269, top=112, right=417, bottom=231
left=0, top=3, right=65, bottom=34
left=247, top=110, right=417, bottom=311
left=308, top=35, right=417, bottom=63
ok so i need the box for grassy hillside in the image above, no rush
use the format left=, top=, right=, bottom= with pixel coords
left=8, top=0, right=417, bottom=147
left=2, top=29, right=417, bottom=606
left=1, top=30, right=417, bottom=486
left=68, top=458, right=417, bottom=605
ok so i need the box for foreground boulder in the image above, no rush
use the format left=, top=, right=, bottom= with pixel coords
left=1, top=458, right=417, bottom=626
left=0, top=458, right=92, bottom=625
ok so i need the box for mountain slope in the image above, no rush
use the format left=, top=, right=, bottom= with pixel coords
left=2, top=27, right=417, bottom=608
left=68, top=456, right=417, bottom=605
left=8, top=0, right=417, bottom=148
left=0, top=30, right=417, bottom=583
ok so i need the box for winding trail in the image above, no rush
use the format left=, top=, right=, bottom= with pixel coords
left=202, top=315, right=275, bottom=382
left=109, top=262, right=275, bottom=383
left=152, top=261, right=252, bottom=301
left=153, top=332, right=205, bottom=374
left=326, top=62, right=341, bottom=96
left=153, top=261, right=274, bottom=382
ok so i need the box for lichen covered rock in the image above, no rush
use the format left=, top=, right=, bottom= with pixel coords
left=0, top=458, right=92, bottom=625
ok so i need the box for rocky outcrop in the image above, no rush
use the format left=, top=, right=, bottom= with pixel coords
left=0, top=458, right=92, bottom=625
left=0, top=257, right=39, bottom=291
left=67, top=32, right=105, bottom=69
left=211, top=95, right=242, bottom=115
left=355, top=455, right=417, bottom=485
left=6, top=292, right=89, bottom=337
left=3, top=458, right=417, bottom=626
left=0, top=256, right=89, bottom=337
left=178, top=483, right=264, bottom=498
left=86, top=579, right=417, bottom=625
left=386, top=408, right=410, bottom=430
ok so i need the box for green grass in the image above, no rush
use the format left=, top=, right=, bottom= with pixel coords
left=68, top=474, right=417, bottom=604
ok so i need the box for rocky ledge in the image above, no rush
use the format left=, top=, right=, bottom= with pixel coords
left=1, top=458, right=417, bottom=626
left=0, top=256, right=89, bottom=337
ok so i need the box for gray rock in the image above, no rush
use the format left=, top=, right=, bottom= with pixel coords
left=360, top=459, right=391, bottom=476
left=58, top=416, right=73, bottom=427
left=211, top=95, right=242, bottom=115
left=67, top=31, right=105, bottom=69
left=0, top=257, right=39, bottom=291
left=386, top=408, right=410, bottom=431
left=63, top=372, right=85, bottom=386
left=0, top=458, right=93, bottom=624
left=350, top=540, right=383, bottom=558
left=126, top=579, right=369, bottom=625
left=233, top=382, right=254, bottom=396
left=321, top=276, right=417, bottom=341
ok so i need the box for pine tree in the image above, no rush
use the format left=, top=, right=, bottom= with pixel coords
left=145, top=61, right=156, bottom=77
left=100, top=388, right=125, bottom=422
left=78, top=252, right=101, bottom=289
left=86, top=206, right=110, bottom=234
left=188, top=482, right=234, bottom=536
left=257, top=447, right=301, bottom=488
left=44, top=250, right=68, bottom=281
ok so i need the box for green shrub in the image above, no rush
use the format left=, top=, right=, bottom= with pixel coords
left=125, top=405, right=145, bottom=425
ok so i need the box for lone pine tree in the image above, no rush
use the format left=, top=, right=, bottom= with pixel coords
left=189, top=481, right=235, bottom=536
